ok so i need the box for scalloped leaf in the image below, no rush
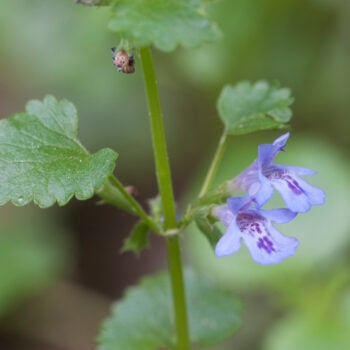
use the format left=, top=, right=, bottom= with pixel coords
left=0, top=96, right=118, bottom=208
left=108, top=0, right=221, bottom=52
left=98, top=270, right=241, bottom=349
left=217, top=81, right=294, bottom=135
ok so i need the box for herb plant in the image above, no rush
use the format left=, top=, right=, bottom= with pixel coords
left=0, top=1, right=325, bottom=349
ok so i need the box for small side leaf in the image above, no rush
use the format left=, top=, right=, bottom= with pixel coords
left=148, top=195, right=163, bottom=228
left=98, top=270, right=241, bottom=349
left=97, top=180, right=137, bottom=215
left=121, top=221, right=150, bottom=255
left=195, top=207, right=223, bottom=248
left=0, top=96, right=118, bottom=208
left=217, top=81, right=293, bottom=135
left=108, top=0, right=221, bottom=52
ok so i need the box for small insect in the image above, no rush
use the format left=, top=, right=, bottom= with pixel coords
left=111, top=47, right=135, bottom=74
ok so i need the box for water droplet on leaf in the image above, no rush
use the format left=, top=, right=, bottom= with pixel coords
left=15, top=197, right=26, bottom=205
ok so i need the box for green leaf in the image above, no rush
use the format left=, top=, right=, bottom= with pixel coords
left=108, top=0, right=221, bottom=52
left=97, top=180, right=137, bottom=215
left=194, top=207, right=222, bottom=248
left=188, top=271, right=241, bottom=346
left=148, top=195, right=163, bottom=228
left=121, top=220, right=150, bottom=255
left=0, top=95, right=118, bottom=208
left=98, top=270, right=241, bottom=349
left=217, top=80, right=293, bottom=135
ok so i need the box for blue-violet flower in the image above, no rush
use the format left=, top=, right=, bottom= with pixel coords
left=213, top=196, right=299, bottom=265
left=230, top=132, right=325, bottom=213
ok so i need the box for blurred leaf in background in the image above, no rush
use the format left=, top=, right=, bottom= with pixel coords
left=175, top=0, right=350, bottom=146
left=0, top=214, right=70, bottom=317
left=108, top=0, right=221, bottom=51
left=99, top=269, right=241, bottom=350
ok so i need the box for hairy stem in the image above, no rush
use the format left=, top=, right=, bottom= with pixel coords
left=139, top=47, right=177, bottom=229
left=140, top=46, right=190, bottom=350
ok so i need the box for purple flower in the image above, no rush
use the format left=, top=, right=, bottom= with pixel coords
left=230, top=132, right=325, bottom=213
left=213, top=196, right=299, bottom=265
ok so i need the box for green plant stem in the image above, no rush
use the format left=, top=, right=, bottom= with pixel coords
left=139, top=46, right=177, bottom=230
left=198, top=133, right=228, bottom=198
left=166, top=236, right=190, bottom=350
left=140, top=46, right=190, bottom=350
left=108, top=176, right=159, bottom=233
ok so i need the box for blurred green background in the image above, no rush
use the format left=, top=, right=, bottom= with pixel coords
left=0, top=0, right=349, bottom=349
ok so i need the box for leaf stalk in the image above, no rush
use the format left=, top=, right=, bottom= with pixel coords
left=198, top=132, right=228, bottom=198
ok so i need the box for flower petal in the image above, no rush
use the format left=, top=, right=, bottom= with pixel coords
left=215, top=221, right=242, bottom=257
left=212, top=204, right=234, bottom=227
left=300, top=180, right=326, bottom=205
left=272, top=132, right=290, bottom=148
left=257, top=144, right=277, bottom=167
left=227, top=196, right=251, bottom=214
left=283, top=165, right=318, bottom=176
left=257, top=132, right=289, bottom=167
left=230, top=162, right=259, bottom=192
left=241, top=218, right=299, bottom=265
left=271, top=174, right=325, bottom=213
left=250, top=172, right=274, bottom=207
left=261, top=208, right=297, bottom=224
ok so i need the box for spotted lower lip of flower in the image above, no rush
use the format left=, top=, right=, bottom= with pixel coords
left=213, top=197, right=299, bottom=265
left=229, top=132, right=325, bottom=213
left=261, top=165, right=325, bottom=212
